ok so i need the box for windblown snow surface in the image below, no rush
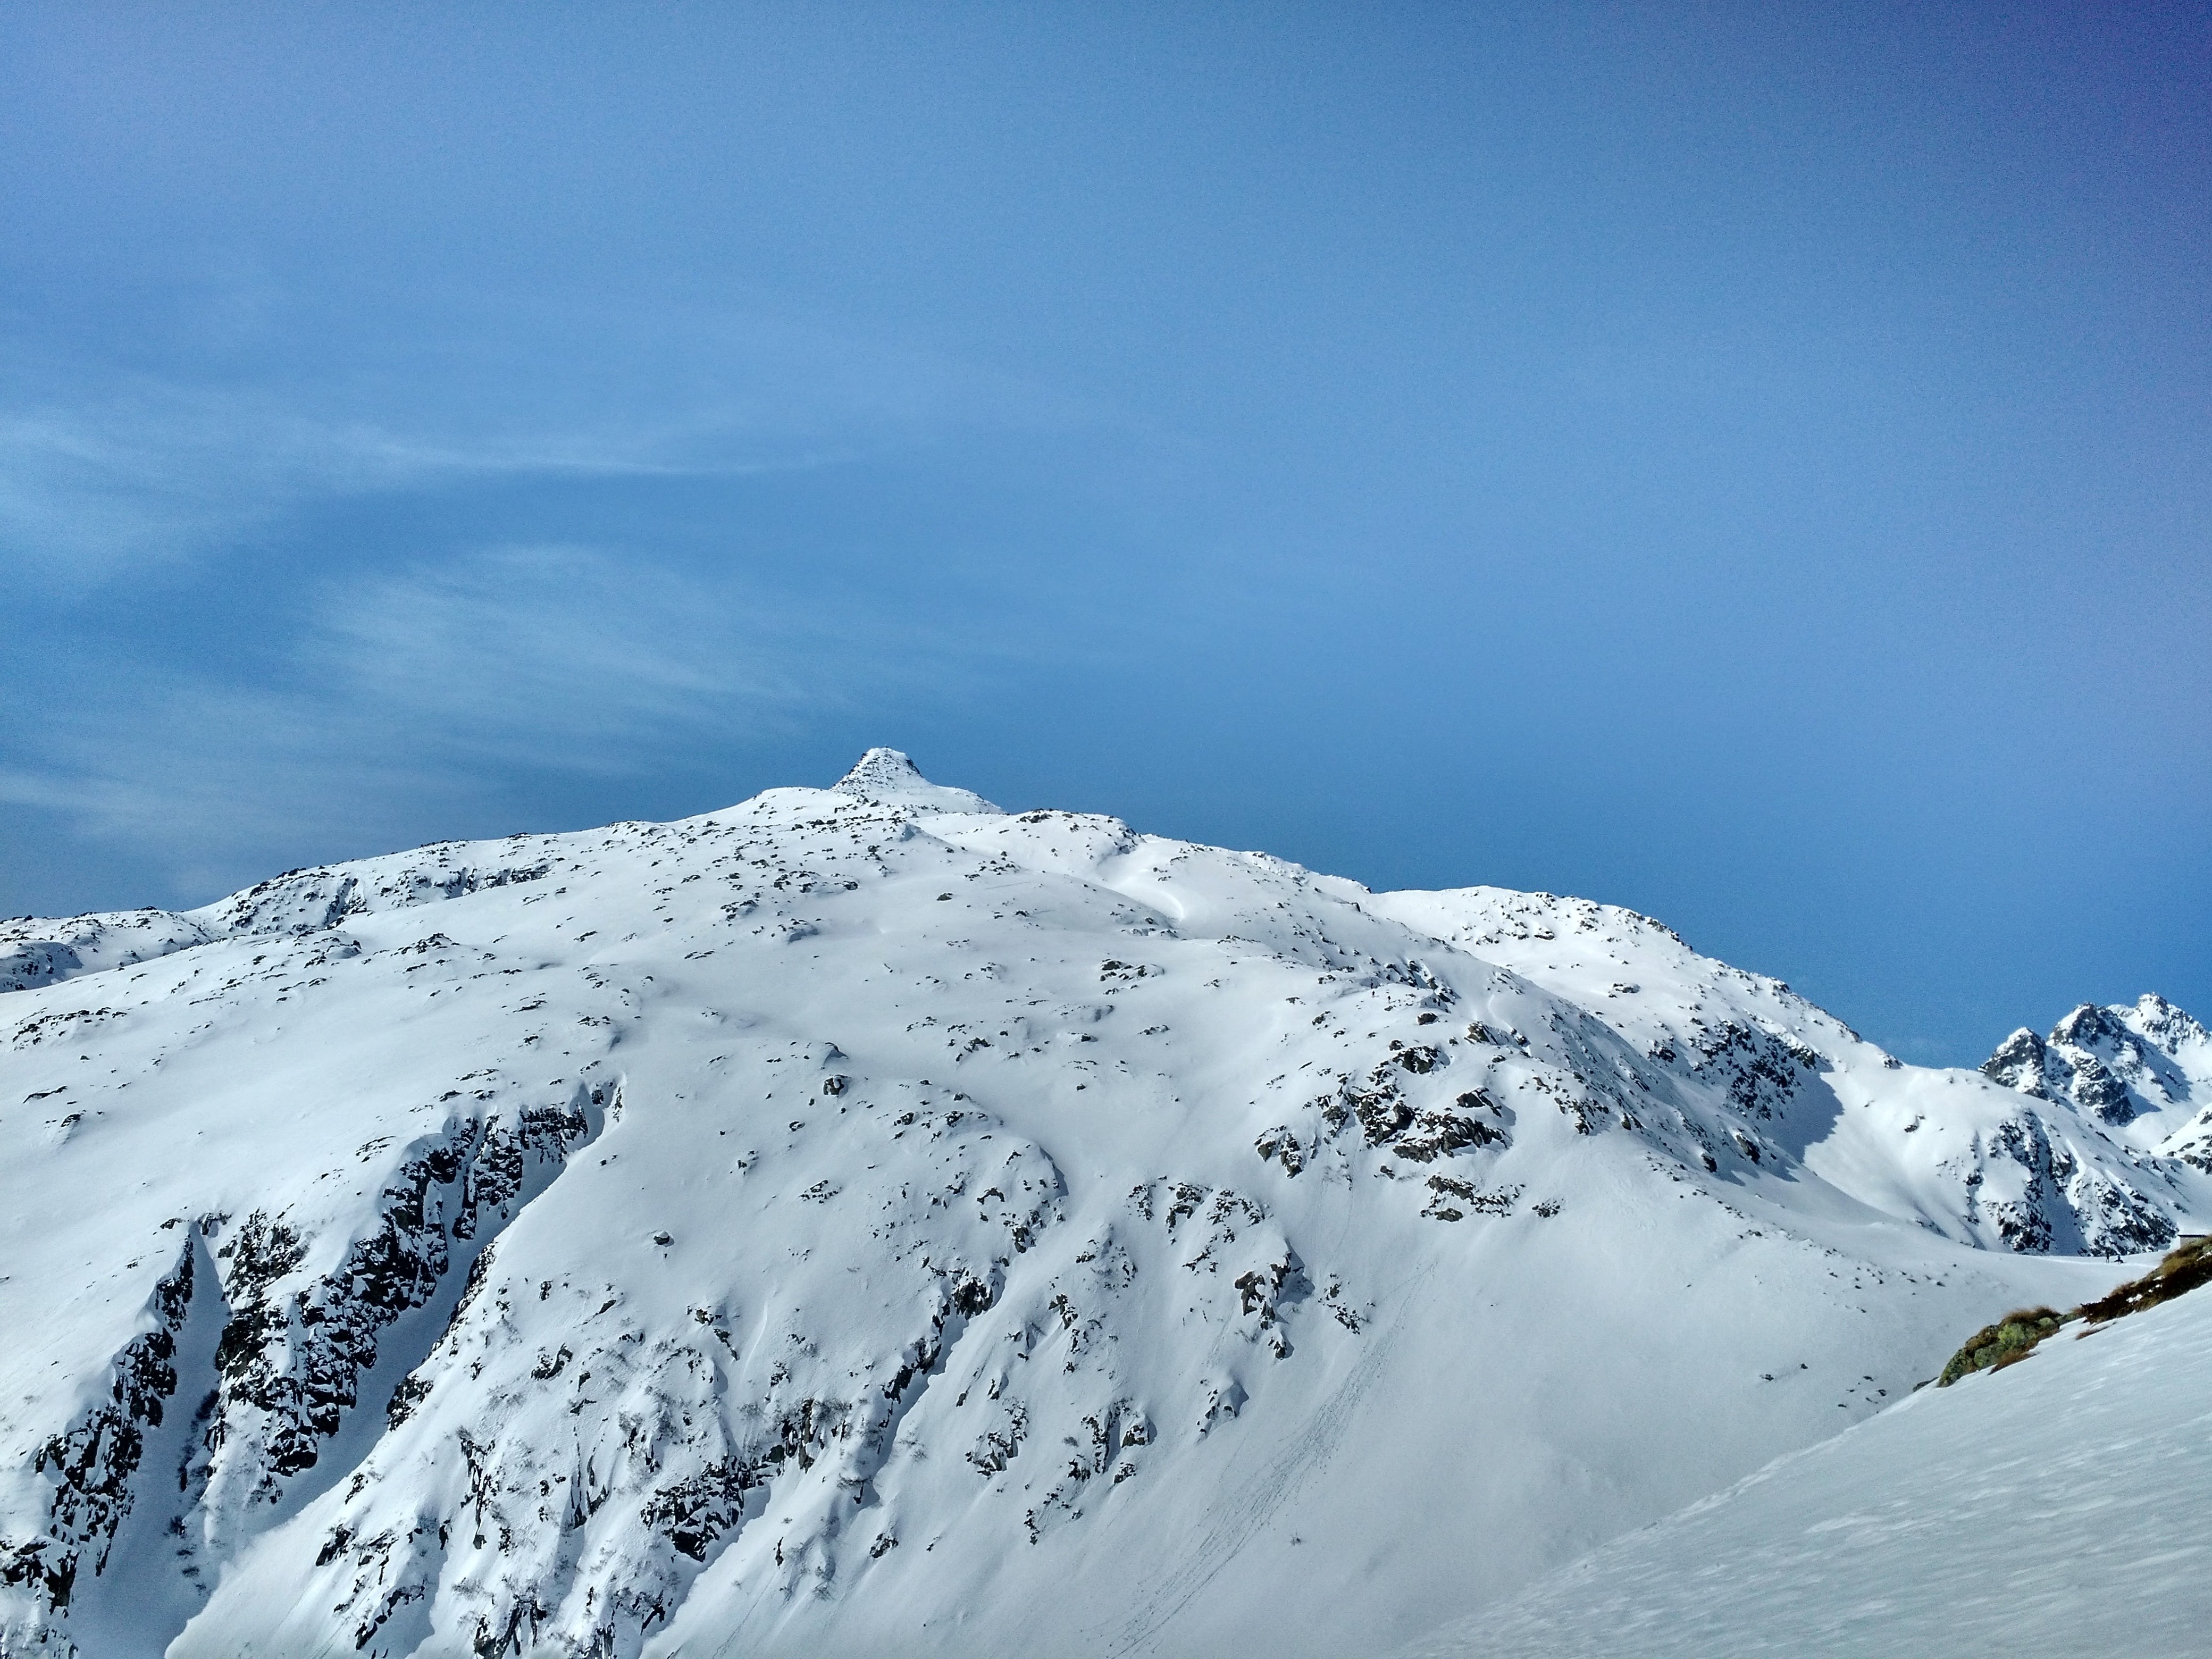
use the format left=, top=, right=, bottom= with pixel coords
left=1393, top=1256, right=2212, bottom=1659
left=2, top=750, right=2203, bottom=1658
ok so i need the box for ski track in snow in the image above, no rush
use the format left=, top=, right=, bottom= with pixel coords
left=2, top=749, right=2206, bottom=1659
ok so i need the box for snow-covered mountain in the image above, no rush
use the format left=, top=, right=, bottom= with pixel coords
left=1982, top=994, right=2212, bottom=1167
left=1, top=751, right=2197, bottom=1658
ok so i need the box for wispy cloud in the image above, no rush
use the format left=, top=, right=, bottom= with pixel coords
left=0, top=288, right=1091, bottom=584
left=303, top=542, right=998, bottom=765
left=1, top=277, right=1108, bottom=904
left=3, top=541, right=1009, bottom=902
left=0, top=681, right=464, bottom=902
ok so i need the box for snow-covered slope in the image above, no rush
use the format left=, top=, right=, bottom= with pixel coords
left=1393, top=1258, right=2212, bottom=1659
left=1370, top=887, right=2202, bottom=1257
left=0, top=910, right=216, bottom=994
left=0, top=752, right=2197, bottom=1658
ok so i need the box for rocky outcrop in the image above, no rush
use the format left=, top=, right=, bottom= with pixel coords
left=1984, top=995, right=2212, bottom=1141
left=1936, top=1236, right=2212, bottom=1386
left=194, top=1094, right=600, bottom=1545
left=1, top=1242, right=196, bottom=1623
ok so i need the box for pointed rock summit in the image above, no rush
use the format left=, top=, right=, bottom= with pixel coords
left=830, top=747, right=1003, bottom=815
left=1983, top=992, right=2212, bottom=1157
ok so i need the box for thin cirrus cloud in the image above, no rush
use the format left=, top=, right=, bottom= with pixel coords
left=309, top=544, right=916, bottom=761
left=1, top=286, right=1098, bottom=899
left=0, top=386, right=571, bottom=581
left=0, top=693, right=454, bottom=903
left=4, top=542, right=1007, bottom=896
left=0, top=289, right=1096, bottom=585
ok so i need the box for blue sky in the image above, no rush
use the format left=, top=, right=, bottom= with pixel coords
left=3, top=2, right=2206, bottom=1065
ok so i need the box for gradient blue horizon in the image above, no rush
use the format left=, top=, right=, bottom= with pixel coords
left=3, top=2, right=2207, bottom=1067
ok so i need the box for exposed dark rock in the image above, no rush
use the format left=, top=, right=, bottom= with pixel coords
left=6, top=1243, right=197, bottom=1618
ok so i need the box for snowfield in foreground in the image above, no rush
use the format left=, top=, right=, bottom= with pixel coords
left=1395, top=1259, right=2212, bottom=1659
left=2, top=750, right=2205, bottom=1658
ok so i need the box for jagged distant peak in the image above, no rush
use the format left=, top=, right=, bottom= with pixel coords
left=2052, top=1001, right=2128, bottom=1046
left=1982, top=993, right=2212, bottom=1149
left=2046, top=994, right=2207, bottom=1063
left=2131, top=992, right=2209, bottom=1052
left=829, top=745, right=1003, bottom=815
left=1981, top=1027, right=2055, bottom=1096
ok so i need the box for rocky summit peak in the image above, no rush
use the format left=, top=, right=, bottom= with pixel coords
left=830, top=746, right=1003, bottom=815
left=835, top=745, right=925, bottom=789
left=2134, top=993, right=2209, bottom=1050
left=2052, top=1002, right=2124, bottom=1046
left=1982, top=994, right=2212, bottom=1149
